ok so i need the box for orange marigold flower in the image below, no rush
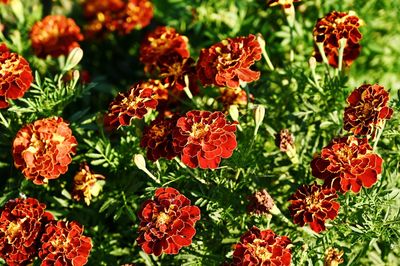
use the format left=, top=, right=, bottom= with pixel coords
left=103, top=80, right=163, bottom=130
left=137, top=187, right=201, bottom=256
left=172, top=111, right=238, bottom=169
left=219, top=87, right=248, bottom=108
left=344, top=84, right=393, bottom=137
left=232, top=226, right=291, bottom=265
left=268, top=0, right=301, bottom=8
left=0, top=198, right=54, bottom=266
left=0, top=43, right=33, bottom=109
left=324, top=247, right=345, bottom=266
left=289, top=183, right=339, bottom=233
left=141, top=116, right=180, bottom=161
left=30, top=15, right=83, bottom=58
left=247, top=189, right=275, bottom=216
left=39, top=220, right=92, bottom=266
left=72, top=163, right=105, bottom=206
left=197, top=34, right=262, bottom=88
left=313, top=11, right=363, bottom=68
left=12, top=117, right=77, bottom=185
left=311, top=136, right=383, bottom=193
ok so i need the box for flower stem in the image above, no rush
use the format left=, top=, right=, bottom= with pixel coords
left=373, top=121, right=386, bottom=151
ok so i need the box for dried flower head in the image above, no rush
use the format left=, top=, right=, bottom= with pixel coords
left=197, top=34, right=262, bottom=88
left=344, top=84, right=393, bottom=137
left=219, top=87, right=248, bottom=108
left=137, top=187, right=201, bottom=256
left=72, top=163, right=106, bottom=206
left=232, top=226, right=291, bottom=265
left=247, top=189, right=275, bottom=216
left=324, top=247, right=344, bottom=266
left=0, top=198, right=54, bottom=265
left=39, top=220, right=92, bottom=266
left=311, top=136, right=383, bottom=193
left=30, top=15, right=83, bottom=58
left=289, top=183, right=340, bottom=233
left=313, top=11, right=363, bottom=68
left=173, top=111, right=238, bottom=169
left=0, top=43, right=33, bottom=108
left=268, top=0, right=301, bottom=8
left=12, top=117, right=77, bottom=185
left=275, top=129, right=295, bottom=153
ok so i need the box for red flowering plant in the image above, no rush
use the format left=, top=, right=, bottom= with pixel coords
left=172, top=110, right=238, bottom=169
left=197, top=34, right=262, bottom=88
left=0, top=43, right=33, bottom=109
left=30, top=15, right=84, bottom=58
left=232, top=226, right=291, bottom=265
left=311, top=136, right=383, bottom=193
left=288, top=183, right=340, bottom=233
left=0, top=198, right=54, bottom=266
left=344, top=84, right=393, bottom=137
left=12, top=117, right=77, bottom=185
left=137, top=187, right=201, bottom=256
left=39, top=220, right=92, bottom=266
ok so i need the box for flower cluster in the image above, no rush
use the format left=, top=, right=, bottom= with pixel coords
left=72, top=163, right=106, bottom=206
left=30, top=15, right=83, bottom=58
left=197, top=34, right=262, bottom=88
left=311, top=136, right=382, bottom=193
left=313, top=11, right=363, bottom=68
left=12, top=117, right=77, bottom=185
left=137, top=187, right=201, bottom=256
left=0, top=43, right=33, bottom=108
left=344, top=84, right=393, bottom=137
left=232, top=226, right=291, bottom=265
left=289, top=183, right=340, bottom=233
left=83, top=0, right=153, bottom=37
left=247, top=189, right=275, bottom=216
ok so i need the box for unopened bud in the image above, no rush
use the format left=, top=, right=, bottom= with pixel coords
left=64, top=47, right=83, bottom=72
left=309, top=57, right=317, bottom=70
left=254, top=105, right=265, bottom=136
left=133, top=154, right=147, bottom=171
left=229, top=105, right=239, bottom=121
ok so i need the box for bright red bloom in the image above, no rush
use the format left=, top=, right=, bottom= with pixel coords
left=344, top=84, right=393, bottom=136
left=311, top=136, right=383, bottom=193
left=197, top=34, right=262, bottom=88
left=12, top=117, right=77, bottom=185
left=219, top=87, right=248, bottom=109
left=39, top=220, right=92, bottom=266
left=30, top=15, right=83, bottom=58
left=160, top=57, right=199, bottom=93
left=0, top=198, right=54, bottom=266
left=313, top=11, right=363, bottom=68
left=289, top=183, right=339, bottom=233
left=232, top=226, right=291, bottom=266
left=0, top=43, right=33, bottom=108
left=141, top=116, right=180, bottom=161
left=172, top=111, right=238, bottom=169
left=72, top=163, right=106, bottom=206
left=137, top=187, right=201, bottom=256
left=268, top=0, right=301, bottom=8
left=103, top=80, right=163, bottom=130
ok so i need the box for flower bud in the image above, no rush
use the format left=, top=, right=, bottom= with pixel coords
left=247, top=189, right=275, bottom=216
left=254, top=105, right=265, bottom=136
left=229, top=105, right=239, bottom=122
left=309, top=57, right=317, bottom=70
left=133, top=154, right=147, bottom=172
left=64, top=47, right=84, bottom=72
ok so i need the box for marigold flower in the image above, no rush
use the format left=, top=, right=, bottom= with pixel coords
left=30, top=15, right=83, bottom=58
left=141, top=116, right=180, bottom=161
left=219, top=87, right=248, bottom=108
left=275, top=129, right=295, bottom=153
left=247, top=189, right=275, bottom=216
left=0, top=198, right=54, bottom=265
left=232, top=226, right=291, bottom=265
left=289, top=183, right=339, bottom=233
left=311, top=136, right=383, bottom=193
left=0, top=0, right=9, bottom=4
left=324, top=247, right=344, bottom=266
left=344, top=84, right=393, bottom=137
left=104, top=80, right=163, bottom=130
left=137, top=187, right=201, bottom=256
left=197, top=34, right=262, bottom=88
left=268, top=0, right=301, bottom=8
left=172, top=111, right=238, bottom=169
left=160, top=57, right=199, bottom=93
left=12, top=117, right=77, bottom=185
left=313, top=11, right=363, bottom=68
left=72, top=163, right=105, bottom=206
left=39, top=220, right=92, bottom=266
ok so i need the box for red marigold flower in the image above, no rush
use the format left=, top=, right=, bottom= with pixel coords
left=313, top=11, right=363, bottom=68
left=103, top=80, right=163, bottom=130
left=197, top=34, right=262, bottom=88
left=0, top=43, right=33, bottom=109
left=268, top=0, right=301, bottom=8
left=137, top=187, right=201, bottom=256
left=0, top=0, right=9, bottom=4
left=232, top=226, right=291, bottom=265
left=12, top=117, right=77, bottom=185
left=141, top=116, right=180, bottom=161
left=72, top=163, right=106, bottom=206
left=288, top=183, right=339, bottom=233
left=0, top=197, right=54, bottom=265
left=172, top=111, right=238, bottom=169
left=39, top=220, right=92, bottom=266
left=219, top=87, right=248, bottom=108
left=30, top=15, right=83, bottom=58
left=247, top=189, right=275, bottom=216
left=344, top=84, right=393, bottom=137
left=160, top=56, right=199, bottom=93
left=311, top=136, right=383, bottom=193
